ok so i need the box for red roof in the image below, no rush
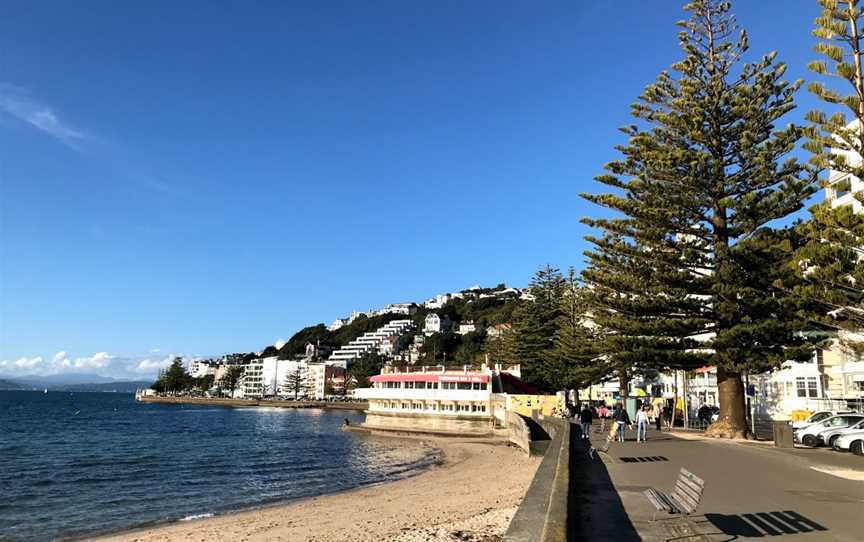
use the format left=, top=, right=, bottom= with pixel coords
left=370, top=372, right=490, bottom=384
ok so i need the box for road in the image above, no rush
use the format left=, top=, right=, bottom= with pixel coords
left=571, top=425, right=863, bottom=541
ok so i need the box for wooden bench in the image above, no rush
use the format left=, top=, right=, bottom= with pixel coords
left=643, top=468, right=705, bottom=521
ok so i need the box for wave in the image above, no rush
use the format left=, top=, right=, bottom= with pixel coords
left=179, top=513, right=214, bottom=521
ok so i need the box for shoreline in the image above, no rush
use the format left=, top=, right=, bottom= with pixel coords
left=94, top=438, right=540, bottom=542
left=136, top=396, right=369, bottom=411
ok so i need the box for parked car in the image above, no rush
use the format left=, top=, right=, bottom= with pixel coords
left=792, top=410, right=856, bottom=430
left=832, top=430, right=864, bottom=456
left=697, top=405, right=720, bottom=424
left=816, top=418, right=864, bottom=448
left=795, top=414, right=864, bottom=447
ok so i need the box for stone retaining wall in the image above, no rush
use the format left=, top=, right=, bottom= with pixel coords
left=504, top=416, right=570, bottom=542
left=362, top=411, right=494, bottom=435
left=137, top=396, right=368, bottom=410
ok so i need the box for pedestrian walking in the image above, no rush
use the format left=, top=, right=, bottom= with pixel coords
left=613, top=403, right=631, bottom=442
left=598, top=403, right=608, bottom=433
left=579, top=404, right=593, bottom=440
left=653, top=402, right=663, bottom=432
left=636, top=407, right=649, bottom=442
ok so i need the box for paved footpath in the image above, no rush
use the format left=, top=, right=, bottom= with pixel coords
left=573, top=424, right=863, bottom=542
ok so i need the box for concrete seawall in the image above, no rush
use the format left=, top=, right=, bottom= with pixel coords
left=137, top=396, right=368, bottom=411
left=504, top=416, right=570, bottom=542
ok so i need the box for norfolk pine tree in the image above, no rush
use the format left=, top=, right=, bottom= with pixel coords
left=581, top=0, right=817, bottom=438
left=512, top=265, right=565, bottom=391
left=545, top=269, right=606, bottom=405
left=796, top=0, right=864, bottom=338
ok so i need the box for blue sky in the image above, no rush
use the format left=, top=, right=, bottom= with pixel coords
left=0, top=1, right=822, bottom=378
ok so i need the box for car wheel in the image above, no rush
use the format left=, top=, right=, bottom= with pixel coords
left=802, top=434, right=818, bottom=447
left=828, top=435, right=840, bottom=449
left=851, top=440, right=864, bottom=457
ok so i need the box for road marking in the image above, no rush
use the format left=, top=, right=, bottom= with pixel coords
left=809, top=466, right=864, bottom=481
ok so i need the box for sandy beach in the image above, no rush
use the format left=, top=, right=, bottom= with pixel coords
left=96, top=438, right=540, bottom=542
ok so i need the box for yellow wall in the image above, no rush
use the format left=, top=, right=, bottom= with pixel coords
left=508, top=394, right=565, bottom=417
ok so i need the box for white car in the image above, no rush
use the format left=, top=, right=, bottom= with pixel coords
left=817, top=418, right=864, bottom=448
left=832, top=430, right=864, bottom=456
left=792, top=410, right=856, bottom=430
left=794, top=414, right=864, bottom=447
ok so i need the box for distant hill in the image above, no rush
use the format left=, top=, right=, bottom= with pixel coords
left=54, top=381, right=152, bottom=393
left=0, top=379, right=24, bottom=390
left=0, top=375, right=152, bottom=393
left=12, top=373, right=118, bottom=387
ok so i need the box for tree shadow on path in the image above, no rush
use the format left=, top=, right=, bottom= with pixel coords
left=569, top=425, right=640, bottom=542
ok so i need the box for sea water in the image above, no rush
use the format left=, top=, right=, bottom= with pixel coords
left=0, top=391, right=437, bottom=541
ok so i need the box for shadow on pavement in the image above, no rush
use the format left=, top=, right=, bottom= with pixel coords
left=701, top=510, right=828, bottom=537
left=569, top=425, right=640, bottom=541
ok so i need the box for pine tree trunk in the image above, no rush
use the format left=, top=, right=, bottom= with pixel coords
left=706, top=366, right=748, bottom=439
left=618, top=367, right=629, bottom=402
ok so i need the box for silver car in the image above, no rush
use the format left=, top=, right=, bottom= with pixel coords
left=818, top=418, right=864, bottom=448
left=795, top=414, right=864, bottom=447
left=833, top=430, right=864, bottom=455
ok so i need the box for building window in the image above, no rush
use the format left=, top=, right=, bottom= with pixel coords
left=457, top=382, right=473, bottom=390
left=796, top=377, right=819, bottom=398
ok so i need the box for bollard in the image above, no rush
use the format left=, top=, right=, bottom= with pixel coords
left=773, top=420, right=794, bottom=448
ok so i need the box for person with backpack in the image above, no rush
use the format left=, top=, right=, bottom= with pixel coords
left=614, top=403, right=631, bottom=442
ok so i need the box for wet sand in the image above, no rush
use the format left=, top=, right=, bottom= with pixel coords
left=97, top=439, right=540, bottom=542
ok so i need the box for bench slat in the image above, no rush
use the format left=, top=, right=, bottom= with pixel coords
left=680, top=468, right=705, bottom=488
left=677, top=472, right=704, bottom=496
left=674, top=479, right=702, bottom=505
left=644, top=488, right=680, bottom=513
left=643, top=489, right=667, bottom=511
left=672, top=484, right=700, bottom=512
left=670, top=492, right=699, bottom=514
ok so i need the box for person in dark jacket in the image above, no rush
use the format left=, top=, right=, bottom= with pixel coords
left=579, top=404, right=593, bottom=439
left=613, top=403, right=631, bottom=442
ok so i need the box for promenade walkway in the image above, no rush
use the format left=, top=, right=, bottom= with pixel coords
left=572, top=424, right=863, bottom=541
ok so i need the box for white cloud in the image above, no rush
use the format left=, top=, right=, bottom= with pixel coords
left=133, top=356, right=174, bottom=374
left=274, top=338, right=287, bottom=349
left=14, top=356, right=43, bottom=370
left=0, top=83, right=85, bottom=150
left=0, top=351, right=189, bottom=380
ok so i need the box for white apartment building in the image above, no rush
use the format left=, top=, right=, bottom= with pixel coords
left=424, top=294, right=451, bottom=310
left=240, top=360, right=265, bottom=398
left=327, top=319, right=415, bottom=367
left=189, top=359, right=216, bottom=379
left=239, top=356, right=347, bottom=400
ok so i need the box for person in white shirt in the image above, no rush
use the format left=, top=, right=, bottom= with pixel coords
left=636, top=407, right=650, bottom=442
